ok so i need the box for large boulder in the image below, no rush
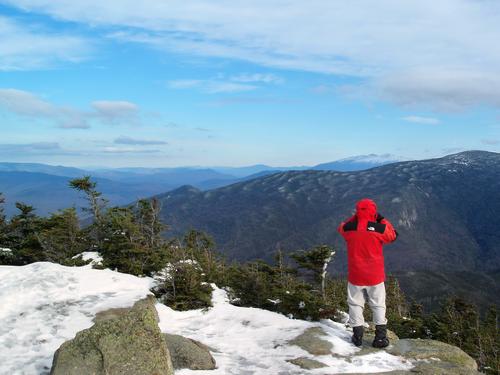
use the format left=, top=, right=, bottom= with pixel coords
left=163, top=333, right=216, bottom=370
left=50, top=296, right=174, bottom=375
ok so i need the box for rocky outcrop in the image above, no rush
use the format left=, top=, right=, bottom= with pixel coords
left=163, top=333, right=216, bottom=370
left=286, top=357, right=328, bottom=369
left=387, top=339, right=480, bottom=374
left=288, top=327, right=480, bottom=375
left=50, top=296, right=174, bottom=375
left=288, top=327, right=333, bottom=355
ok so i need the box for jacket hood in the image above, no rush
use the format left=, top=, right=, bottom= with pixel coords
left=356, top=198, right=377, bottom=221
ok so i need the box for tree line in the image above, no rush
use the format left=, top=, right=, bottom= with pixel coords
left=0, top=178, right=498, bottom=374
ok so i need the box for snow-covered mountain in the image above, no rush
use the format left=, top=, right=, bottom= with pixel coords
left=312, top=154, right=404, bottom=171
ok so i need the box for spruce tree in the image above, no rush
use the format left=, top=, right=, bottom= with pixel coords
left=291, top=245, right=336, bottom=302
left=37, top=208, right=86, bottom=264
left=69, top=176, right=108, bottom=249
left=7, top=203, right=44, bottom=264
left=0, top=193, right=6, bottom=244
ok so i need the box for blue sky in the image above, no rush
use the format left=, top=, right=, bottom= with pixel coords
left=1, top=1, right=499, bottom=167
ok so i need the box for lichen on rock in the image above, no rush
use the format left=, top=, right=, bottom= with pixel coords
left=50, top=296, right=173, bottom=375
left=163, top=333, right=216, bottom=370
left=288, top=326, right=333, bottom=355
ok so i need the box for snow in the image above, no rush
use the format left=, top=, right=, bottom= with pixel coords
left=0, top=263, right=413, bottom=375
left=72, top=251, right=103, bottom=266
left=0, top=247, right=12, bottom=253
left=0, top=262, right=153, bottom=375
left=157, top=286, right=413, bottom=374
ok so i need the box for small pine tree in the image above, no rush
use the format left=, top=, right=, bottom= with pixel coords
left=37, top=207, right=86, bottom=264
left=479, top=306, right=499, bottom=374
left=6, top=203, right=44, bottom=264
left=69, top=176, right=108, bottom=249
left=99, top=206, right=168, bottom=276
left=182, top=230, right=219, bottom=283
left=0, top=193, right=7, bottom=245
left=291, top=245, right=336, bottom=302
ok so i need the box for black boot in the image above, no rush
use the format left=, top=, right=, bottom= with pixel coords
left=351, top=326, right=364, bottom=347
left=372, top=325, right=390, bottom=348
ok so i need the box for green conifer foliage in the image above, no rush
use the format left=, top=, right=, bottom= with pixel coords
left=6, top=203, right=44, bottom=264
left=37, top=208, right=86, bottom=264
left=291, top=245, right=336, bottom=302
left=69, top=176, right=108, bottom=249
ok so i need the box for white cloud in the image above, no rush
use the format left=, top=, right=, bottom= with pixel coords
left=0, top=88, right=142, bottom=128
left=168, top=79, right=256, bottom=94
left=168, top=73, right=281, bottom=94
left=0, top=89, right=53, bottom=116
left=114, top=136, right=167, bottom=145
left=402, top=115, right=440, bottom=125
left=0, top=16, right=91, bottom=71
left=230, top=73, right=283, bottom=84
left=91, top=101, right=139, bottom=124
left=0, top=88, right=90, bottom=128
left=376, top=69, right=500, bottom=112
left=168, top=80, right=203, bottom=90
left=101, top=147, right=160, bottom=154
left=0, top=142, right=62, bottom=154
left=4, top=1, right=500, bottom=110
left=481, top=139, right=500, bottom=145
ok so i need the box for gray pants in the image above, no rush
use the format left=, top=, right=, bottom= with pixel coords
left=347, top=281, right=387, bottom=327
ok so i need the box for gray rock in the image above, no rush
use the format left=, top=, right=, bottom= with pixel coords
left=388, top=339, right=478, bottom=371
left=287, top=357, right=328, bottom=369
left=343, top=361, right=482, bottom=375
left=163, top=333, right=216, bottom=370
left=345, top=338, right=481, bottom=374
left=288, top=327, right=333, bottom=355
left=364, top=323, right=399, bottom=342
left=50, top=296, right=174, bottom=375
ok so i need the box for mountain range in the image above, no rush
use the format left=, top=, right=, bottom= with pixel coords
left=154, top=151, right=500, bottom=310
left=0, top=154, right=399, bottom=217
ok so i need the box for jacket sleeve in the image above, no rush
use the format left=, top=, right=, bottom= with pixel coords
left=338, top=215, right=356, bottom=237
left=380, top=218, right=397, bottom=244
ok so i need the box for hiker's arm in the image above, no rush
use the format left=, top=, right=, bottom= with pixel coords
left=380, top=218, right=398, bottom=243
left=338, top=215, right=356, bottom=236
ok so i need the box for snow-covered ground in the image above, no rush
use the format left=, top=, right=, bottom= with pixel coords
left=157, top=287, right=412, bottom=375
left=0, top=263, right=413, bottom=375
left=0, top=262, right=153, bottom=375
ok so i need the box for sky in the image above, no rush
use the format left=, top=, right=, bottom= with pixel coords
left=0, top=0, right=499, bottom=168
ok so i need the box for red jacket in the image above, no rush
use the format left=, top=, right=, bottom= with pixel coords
left=338, top=199, right=397, bottom=286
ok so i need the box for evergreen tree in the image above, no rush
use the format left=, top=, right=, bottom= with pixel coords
left=135, top=198, right=165, bottom=249
left=37, top=208, right=86, bottom=264
left=291, top=245, right=336, bottom=302
left=0, top=193, right=15, bottom=265
left=7, top=203, right=44, bottom=264
left=69, top=176, right=108, bottom=249
left=182, top=229, right=219, bottom=283
left=479, top=306, right=499, bottom=374
left=99, top=206, right=168, bottom=276
left=429, top=297, right=481, bottom=357
left=152, top=234, right=213, bottom=311
left=0, top=193, right=6, bottom=244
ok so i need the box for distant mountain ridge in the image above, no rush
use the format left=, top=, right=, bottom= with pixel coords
left=312, top=154, right=403, bottom=171
left=0, top=155, right=402, bottom=216
left=156, top=151, right=500, bottom=272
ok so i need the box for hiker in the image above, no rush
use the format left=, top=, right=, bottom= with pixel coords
left=337, top=198, right=398, bottom=348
